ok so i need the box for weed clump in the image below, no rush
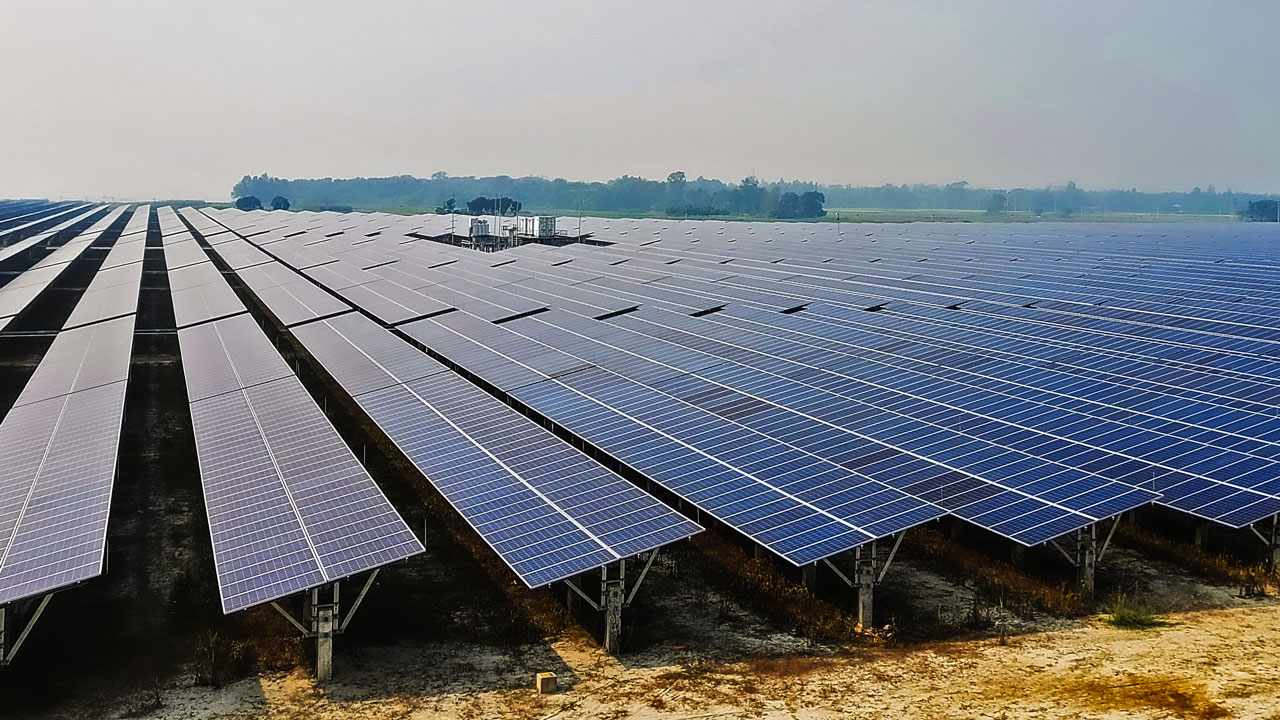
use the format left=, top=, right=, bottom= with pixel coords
left=1101, top=591, right=1170, bottom=630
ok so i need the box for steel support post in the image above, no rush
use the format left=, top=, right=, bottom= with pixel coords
left=0, top=595, right=52, bottom=667
left=0, top=606, right=7, bottom=666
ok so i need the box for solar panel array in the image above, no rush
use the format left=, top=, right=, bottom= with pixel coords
left=63, top=205, right=150, bottom=330
left=200, top=207, right=1280, bottom=563
left=200, top=209, right=947, bottom=565
left=0, top=204, right=99, bottom=265
left=162, top=217, right=424, bottom=613
left=0, top=204, right=146, bottom=605
left=0, top=206, right=123, bottom=330
left=184, top=209, right=702, bottom=587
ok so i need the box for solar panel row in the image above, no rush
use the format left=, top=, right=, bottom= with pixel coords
left=163, top=221, right=424, bottom=613
left=0, top=214, right=141, bottom=604
left=196, top=223, right=704, bottom=587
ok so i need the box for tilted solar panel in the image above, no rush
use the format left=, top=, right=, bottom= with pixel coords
left=284, top=313, right=701, bottom=586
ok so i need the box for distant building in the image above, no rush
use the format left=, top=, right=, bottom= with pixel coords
left=517, top=216, right=557, bottom=238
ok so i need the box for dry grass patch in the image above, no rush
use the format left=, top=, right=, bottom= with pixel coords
left=905, top=527, right=1091, bottom=617
left=1116, top=524, right=1276, bottom=595
left=1059, top=675, right=1230, bottom=719
left=630, top=661, right=765, bottom=714
left=677, top=532, right=869, bottom=643
left=746, top=654, right=832, bottom=678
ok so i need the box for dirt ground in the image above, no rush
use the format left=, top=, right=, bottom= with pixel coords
left=143, top=603, right=1280, bottom=720
left=6, top=543, right=1277, bottom=720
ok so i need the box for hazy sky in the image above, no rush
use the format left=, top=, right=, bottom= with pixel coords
left=2, top=1, right=1277, bottom=200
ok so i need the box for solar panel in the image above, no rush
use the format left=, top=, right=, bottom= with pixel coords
left=291, top=313, right=448, bottom=396
left=62, top=254, right=146, bottom=329
left=186, top=372, right=423, bottom=612
left=13, top=316, right=135, bottom=408
left=177, top=314, right=297, bottom=403
left=0, top=380, right=127, bottom=604
left=208, top=236, right=274, bottom=270
left=334, top=278, right=455, bottom=325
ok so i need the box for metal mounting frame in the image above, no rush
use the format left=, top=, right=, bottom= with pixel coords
left=0, top=594, right=54, bottom=667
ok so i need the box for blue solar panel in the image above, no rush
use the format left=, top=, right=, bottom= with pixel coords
left=171, top=254, right=423, bottom=613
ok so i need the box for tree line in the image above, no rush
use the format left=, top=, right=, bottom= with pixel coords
left=232, top=172, right=1275, bottom=218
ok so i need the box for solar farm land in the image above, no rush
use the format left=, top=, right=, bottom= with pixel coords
left=3, top=199, right=1280, bottom=718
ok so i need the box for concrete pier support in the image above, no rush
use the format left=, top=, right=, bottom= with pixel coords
left=565, top=553, right=660, bottom=656
left=1010, top=543, right=1026, bottom=569
left=853, top=547, right=876, bottom=629
left=603, top=576, right=624, bottom=655
left=1075, top=525, right=1097, bottom=596
left=311, top=583, right=339, bottom=682
left=1193, top=522, right=1211, bottom=548
left=315, top=606, right=335, bottom=681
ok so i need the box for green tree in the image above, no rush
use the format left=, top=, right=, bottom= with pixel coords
left=799, top=191, right=826, bottom=217
left=235, top=196, right=263, bottom=211
left=270, top=196, right=290, bottom=211
left=773, top=192, right=802, bottom=218
left=1241, top=200, right=1279, bottom=222
left=985, top=192, right=1007, bottom=215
